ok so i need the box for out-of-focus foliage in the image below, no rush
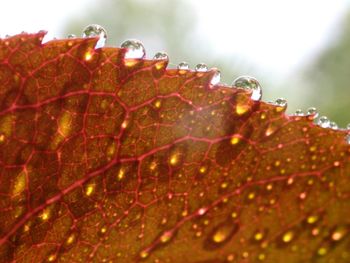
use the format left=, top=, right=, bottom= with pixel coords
left=301, top=12, right=350, bottom=127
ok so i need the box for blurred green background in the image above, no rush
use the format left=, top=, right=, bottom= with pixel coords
left=63, top=0, right=350, bottom=127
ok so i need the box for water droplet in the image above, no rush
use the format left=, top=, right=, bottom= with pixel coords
left=306, top=215, right=319, bottom=224
left=160, top=230, right=173, bottom=243
left=67, top=34, right=76, bottom=39
left=282, top=230, right=294, bottom=243
left=153, top=51, right=168, bottom=60
left=177, top=61, right=189, bottom=70
left=121, top=39, right=146, bottom=59
left=306, top=107, right=319, bottom=119
left=232, top=76, right=262, bottom=101
left=294, top=109, right=304, bottom=116
left=331, top=225, right=348, bottom=241
left=210, top=70, right=221, bottom=85
left=254, top=231, right=264, bottom=241
left=82, top=24, right=107, bottom=48
left=317, top=116, right=330, bottom=128
left=195, top=63, right=208, bottom=72
left=329, top=121, right=338, bottom=130
left=317, top=247, right=327, bottom=256
left=274, top=98, right=287, bottom=108
left=204, top=222, right=239, bottom=249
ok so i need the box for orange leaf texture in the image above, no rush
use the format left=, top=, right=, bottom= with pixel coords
left=0, top=32, right=350, bottom=263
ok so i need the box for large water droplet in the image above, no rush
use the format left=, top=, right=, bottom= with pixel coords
left=177, top=61, right=189, bottom=70
left=307, top=107, right=319, bottom=119
left=211, top=70, right=221, bottom=85
left=153, top=51, right=168, bottom=60
left=274, top=98, right=287, bottom=108
left=121, top=39, right=146, bottom=59
left=195, top=63, right=208, bottom=72
left=329, top=121, right=338, bottom=130
left=232, top=76, right=262, bottom=101
left=318, top=116, right=330, bottom=128
left=82, top=24, right=107, bottom=49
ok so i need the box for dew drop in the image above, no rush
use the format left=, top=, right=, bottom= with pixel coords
left=329, top=121, right=338, bottom=130
left=254, top=231, right=264, bottom=241
left=160, top=230, right=173, bottom=243
left=331, top=225, right=348, bottom=241
left=306, top=215, right=319, bottom=224
left=177, top=61, right=189, bottom=70
left=274, top=98, right=287, bottom=108
left=210, top=70, right=221, bottom=85
left=294, top=109, right=304, bottom=116
left=317, top=116, right=330, bottom=128
left=153, top=51, right=168, bottom=60
left=282, top=230, right=294, bottom=243
left=67, top=34, right=76, bottom=39
left=195, top=63, right=208, bottom=72
left=232, top=75, right=262, bottom=101
left=306, top=107, right=319, bottom=119
left=207, top=222, right=239, bottom=247
left=317, top=247, right=327, bottom=256
left=121, top=39, right=146, bottom=59
left=82, top=24, right=107, bottom=49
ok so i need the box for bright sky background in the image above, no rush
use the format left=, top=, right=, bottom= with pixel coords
left=1, top=0, right=349, bottom=78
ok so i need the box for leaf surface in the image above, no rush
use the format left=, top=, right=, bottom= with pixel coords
left=0, top=32, right=350, bottom=263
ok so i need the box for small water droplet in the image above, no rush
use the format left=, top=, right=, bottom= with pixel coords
left=67, top=34, right=76, bottom=39
left=153, top=51, right=168, bottom=60
left=121, top=39, right=146, bottom=59
left=329, top=121, right=338, bottom=130
left=294, top=109, right=304, bottom=116
left=274, top=98, right=287, bottom=108
left=307, top=107, right=319, bottom=119
left=232, top=76, right=262, bottom=101
left=282, top=230, right=294, bottom=243
left=307, top=215, right=319, bottom=224
left=317, top=116, right=330, bottom=128
left=82, top=24, right=107, bottom=48
left=317, top=247, right=327, bottom=256
left=210, top=70, right=221, bottom=85
left=177, top=61, right=189, bottom=70
left=195, top=63, right=208, bottom=72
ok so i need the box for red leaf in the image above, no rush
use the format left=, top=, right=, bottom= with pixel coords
left=0, top=32, right=350, bottom=263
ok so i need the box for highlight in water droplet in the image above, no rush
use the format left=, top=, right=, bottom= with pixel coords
left=82, top=24, right=107, bottom=49
left=195, top=63, right=208, bottom=72
left=121, top=39, right=146, bottom=59
left=232, top=75, right=262, bottom=101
